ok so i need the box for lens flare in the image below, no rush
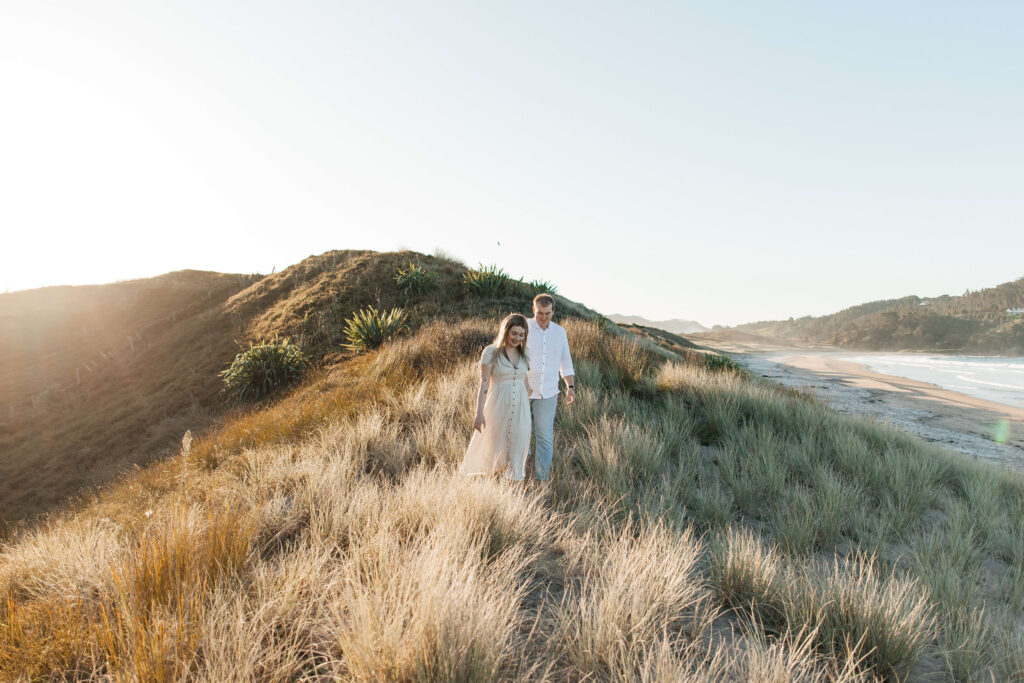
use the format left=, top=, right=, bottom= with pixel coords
left=992, top=418, right=1011, bottom=444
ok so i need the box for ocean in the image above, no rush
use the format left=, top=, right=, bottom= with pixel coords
left=842, top=354, right=1024, bottom=409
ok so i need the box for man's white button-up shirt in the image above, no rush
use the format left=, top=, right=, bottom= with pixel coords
left=526, top=318, right=575, bottom=400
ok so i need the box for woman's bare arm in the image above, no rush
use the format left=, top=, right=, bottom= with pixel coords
left=474, top=364, right=492, bottom=432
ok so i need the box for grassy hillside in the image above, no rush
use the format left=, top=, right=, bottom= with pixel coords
left=733, top=278, right=1024, bottom=353
left=0, top=251, right=588, bottom=526
left=0, top=270, right=261, bottom=524
left=2, top=252, right=1023, bottom=680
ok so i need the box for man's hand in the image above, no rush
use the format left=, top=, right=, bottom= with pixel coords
left=565, top=387, right=576, bottom=405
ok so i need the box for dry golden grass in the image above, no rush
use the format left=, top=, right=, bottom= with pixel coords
left=552, top=521, right=715, bottom=679
left=1, top=251, right=521, bottom=528
left=4, top=252, right=1024, bottom=680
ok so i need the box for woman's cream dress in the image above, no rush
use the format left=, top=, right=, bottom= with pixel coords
left=460, top=345, right=532, bottom=480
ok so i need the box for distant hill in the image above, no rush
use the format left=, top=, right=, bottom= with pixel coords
left=731, top=277, right=1024, bottom=354
left=608, top=314, right=708, bottom=334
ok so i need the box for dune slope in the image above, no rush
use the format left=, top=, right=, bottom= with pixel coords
left=1, top=251, right=1022, bottom=680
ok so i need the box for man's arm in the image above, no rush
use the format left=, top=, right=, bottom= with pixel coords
left=560, top=328, right=576, bottom=405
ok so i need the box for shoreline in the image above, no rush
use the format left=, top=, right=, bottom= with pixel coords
left=732, top=350, right=1024, bottom=471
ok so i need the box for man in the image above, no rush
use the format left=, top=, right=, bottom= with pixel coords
left=526, top=293, right=575, bottom=485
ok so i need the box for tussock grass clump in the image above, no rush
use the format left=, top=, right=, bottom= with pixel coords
left=342, top=305, right=409, bottom=352
left=394, top=261, right=438, bottom=294
left=709, top=527, right=784, bottom=623
left=709, top=527, right=934, bottom=679
left=574, top=417, right=666, bottom=505
left=553, top=522, right=714, bottom=679
left=804, top=555, right=934, bottom=679
left=97, top=505, right=258, bottom=680
left=191, top=544, right=342, bottom=680
left=331, top=532, right=533, bottom=681
left=938, top=606, right=994, bottom=680
left=371, top=319, right=492, bottom=380
left=219, top=337, right=310, bottom=403
left=564, top=318, right=657, bottom=391
left=0, top=504, right=259, bottom=680
left=0, top=592, right=94, bottom=679
left=0, top=517, right=122, bottom=603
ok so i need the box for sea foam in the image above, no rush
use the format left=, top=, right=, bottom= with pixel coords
left=842, top=354, right=1024, bottom=409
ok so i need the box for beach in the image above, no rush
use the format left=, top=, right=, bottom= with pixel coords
left=733, top=350, right=1024, bottom=471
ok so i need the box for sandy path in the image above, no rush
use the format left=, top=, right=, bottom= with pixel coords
left=733, top=351, right=1024, bottom=472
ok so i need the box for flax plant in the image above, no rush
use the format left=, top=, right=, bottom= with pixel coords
left=342, top=306, right=409, bottom=352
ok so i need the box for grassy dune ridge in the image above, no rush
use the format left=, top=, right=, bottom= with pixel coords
left=2, top=254, right=1024, bottom=680
left=0, top=250, right=597, bottom=526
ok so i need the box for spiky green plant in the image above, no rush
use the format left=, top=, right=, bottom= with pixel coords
left=462, top=264, right=512, bottom=297
left=219, top=338, right=310, bottom=404
left=528, top=279, right=558, bottom=294
left=394, top=262, right=439, bottom=294
left=343, top=306, right=409, bottom=352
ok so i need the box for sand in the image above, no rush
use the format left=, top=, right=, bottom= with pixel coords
left=731, top=350, right=1024, bottom=472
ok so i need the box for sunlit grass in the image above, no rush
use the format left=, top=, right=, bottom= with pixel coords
left=2, top=311, right=1024, bottom=680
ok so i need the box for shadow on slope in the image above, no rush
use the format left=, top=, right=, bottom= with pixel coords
left=0, top=250, right=597, bottom=527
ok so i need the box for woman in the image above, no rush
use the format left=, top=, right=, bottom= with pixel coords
left=460, top=313, right=533, bottom=480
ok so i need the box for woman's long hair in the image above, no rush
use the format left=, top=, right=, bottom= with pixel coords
left=493, top=313, right=529, bottom=356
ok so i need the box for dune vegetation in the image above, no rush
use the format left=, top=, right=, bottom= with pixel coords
left=0, top=251, right=587, bottom=526
left=2, top=251, right=1023, bottom=680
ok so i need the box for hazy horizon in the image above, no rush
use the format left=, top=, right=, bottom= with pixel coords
left=3, top=256, right=1018, bottom=329
left=3, top=2, right=1022, bottom=326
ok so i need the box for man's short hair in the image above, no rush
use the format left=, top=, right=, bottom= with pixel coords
left=533, top=293, right=555, bottom=309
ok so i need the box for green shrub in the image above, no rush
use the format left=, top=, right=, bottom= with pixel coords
left=462, top=264, right=512, bottom=297
left=219, top=338, right=310, bottom=403
left=528, top=279, right=558, bottom=294
left=343, top=306, right=409, bottom=352
left=395, top=262, right=438, bottom=294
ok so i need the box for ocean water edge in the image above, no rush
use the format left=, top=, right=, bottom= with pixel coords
left=841, top=353, right=1024, bottom=409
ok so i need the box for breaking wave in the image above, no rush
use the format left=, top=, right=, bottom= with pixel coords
left=842, top=354, right=1024, bottom=409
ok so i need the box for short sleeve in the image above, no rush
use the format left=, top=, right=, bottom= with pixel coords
left=480, top=345, right=497, bottom=367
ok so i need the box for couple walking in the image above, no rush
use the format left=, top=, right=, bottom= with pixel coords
left=460, top=294, right=576, bottom=483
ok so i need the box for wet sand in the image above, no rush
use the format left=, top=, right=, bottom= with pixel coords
left=735, top=351, right=1024, bottom=471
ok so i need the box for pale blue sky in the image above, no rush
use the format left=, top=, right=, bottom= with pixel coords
left=2, top=1, right=1021, bottom=326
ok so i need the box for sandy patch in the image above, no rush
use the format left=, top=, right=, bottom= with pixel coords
left=734, top=352, right=1024, bottom=472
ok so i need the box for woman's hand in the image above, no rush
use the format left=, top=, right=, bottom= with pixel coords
left=476, top=365, right=491, bottom=429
